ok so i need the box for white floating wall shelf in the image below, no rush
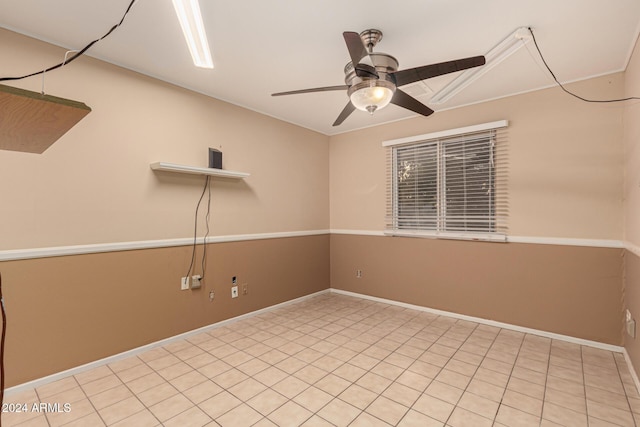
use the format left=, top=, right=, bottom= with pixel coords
left=150, top=162, right=249, bottom=179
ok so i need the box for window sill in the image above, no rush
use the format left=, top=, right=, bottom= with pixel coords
left=383, top=229, right=507, bottom=243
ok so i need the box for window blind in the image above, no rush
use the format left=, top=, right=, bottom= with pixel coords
left=385, top=122, right=508, bottom=240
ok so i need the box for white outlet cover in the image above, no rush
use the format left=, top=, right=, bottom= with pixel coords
left=231, top=286, right=238, bottom=298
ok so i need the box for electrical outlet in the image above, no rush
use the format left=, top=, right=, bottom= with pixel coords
left=209, top=291, right=215, bottom=301
left=627, top=309, right=632, bottom=322
left=356, top=269, right=362, bottom=278
left=191, top=275, right=202, bottom=289
left=242, top=284, right=248, bottom=295
left=231, top=286, right=238, bottom=298
left=180, top=277, right=190, bottom=291
left=628, top=318, right=637, bottom=338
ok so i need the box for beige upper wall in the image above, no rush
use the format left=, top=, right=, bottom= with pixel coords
left=624, top=36, right=640, bottom=247
left=0, top=29, right=330, bottom=250
left=330, top=74, right=624, bottom=239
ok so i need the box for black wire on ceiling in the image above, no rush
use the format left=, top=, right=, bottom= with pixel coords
left=528, top=26, right=640, bottom=103
left=0, top=0, right=137, bottom=82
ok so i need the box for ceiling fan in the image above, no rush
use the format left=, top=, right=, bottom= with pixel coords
left=272, top=29, right=486, bottom=126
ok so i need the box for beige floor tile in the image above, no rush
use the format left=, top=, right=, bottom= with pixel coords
left=215, top=403, right=263, bottom=427
left=146, top=354, right=181, bottom=372
left=182, top=380, right=223, bottom=404
left=97, top=396, right=145, bottom=425
left=61, top=412, right=106, bottom=427
left=137, top=382, right=179, bottom=407
left=268, top=400, right=313, bottom=426
left=366, top=395, right=409, bottom=425
left=382, top=382, right=421, bottom=407
left=157, top=361, right=193, bottom=381
left=272, top=375, right=310, bottom=399
left=253, top=366, right=289, bottom=387
left=465, top=378, right=505, bottom=402
left=457, top=391, right=499, bottom=420
left=89, top=384, right=134, bottom=410
left=434, top=368, right=470, bottom=390
left=228, top=377, right=267, bottom=401
left=587, top=400, right=635, bottom=426
left=355, top=372, right=392, bottom=394
left=36, top=377, right=78, bottom=399
left=198, top=390, right=242, bottom=419
left=544, top=386, right=586, bottom=414
left=447, top=406, right=493, bottom=427
left=47, top=385, right=86, bottom=405
left=496, top=404, right=542, bottom=427
left=44, top=398, right=95, bottom=427
left=339, top=384, right=379, bottom=410
left=411, top=394, right=454, bottom=423
left=275, top=356, right=307, bottom=375
left=125, top=372, right=166, bottom=394
left=184, top=353, right=217, bottom=369
left=315, top=373, right=352, bottom=396
left=407, top=360, right=441, bottom=379
left=502, top=389, right=543, bottom=417
left=424, top=380, right=463, bottom=405
left=74, top=365, right=113, bottom=385
left=350, top=411, right=393, bottom=426
left=542, top=401, right=588, bottom=427
left=212, top=367, right=249, bottom=389
left=301, top=414, right=335, bottom=426
left=197, top=359, right=233, bottom=379
left=236, top=357, right=270, bottom=376
left=473, top=366, right=509, bottom=388
left=507, top=376, right=545, bottom=400
left=116, top=363, right=154, bottom=383
left=4, top=414, right=50, bottom=427
left=397, top=409, right=444, bottom=427
left=80, top=374, right=123, bottom=397
left=246, top=388, right=288, bottom=416
left=169, top=369, right=208, bottom=392
left=317, top=398, right=361, bottom=427
left=545, top=374, right=585, bottom=398
left=293, top=386, right=333, bottom=412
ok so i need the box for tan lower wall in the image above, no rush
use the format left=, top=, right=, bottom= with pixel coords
left=0, top=235, right=329, bottom=387
left=625, top=250, right=640, bottom=376
left=330, top=234, right=623, bottom=345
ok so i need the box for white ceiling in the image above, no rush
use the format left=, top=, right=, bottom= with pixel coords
left=1, top=0, right=639, bottom=135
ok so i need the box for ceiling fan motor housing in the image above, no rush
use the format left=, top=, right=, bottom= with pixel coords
left=344, top=52, right=399, bottom=88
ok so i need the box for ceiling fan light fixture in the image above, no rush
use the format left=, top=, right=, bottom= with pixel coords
left=348, top=80, right=395, bottom=114
left=172, top=0, right=213, bottom=69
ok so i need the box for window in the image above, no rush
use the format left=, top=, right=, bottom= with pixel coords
left=384, top=121, right=508, bottom=241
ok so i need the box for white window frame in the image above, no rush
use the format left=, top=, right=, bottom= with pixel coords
left=383, top=120, right=508, bottom=242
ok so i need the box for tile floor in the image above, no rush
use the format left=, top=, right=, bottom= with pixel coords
left=2, top=293, right=639, bottom=426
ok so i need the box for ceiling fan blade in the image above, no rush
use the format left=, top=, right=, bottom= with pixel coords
left=343, top=31, right=368, bottom=67
left=391, top=56, right=486, bottom=87
left=333, top=102, right=356, bottom=126
left=391, top=89, right=434, bottom=117
left=272, top=85, right=348, bottom=96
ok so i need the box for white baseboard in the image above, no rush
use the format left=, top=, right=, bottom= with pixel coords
left=5, top=289, right=330, bottom=396
left=623, top=348, right=640, bottom=397
left=330, top=289, right=624, bottom=353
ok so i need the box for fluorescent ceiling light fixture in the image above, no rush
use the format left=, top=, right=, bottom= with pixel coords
left=430, top=27, right=531, bottom=104
left=172, top=0, right=213, bottom=68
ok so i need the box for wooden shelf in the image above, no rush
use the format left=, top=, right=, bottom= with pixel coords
left=0, top=83, right=91, bottom=154
left=150, top=162, right=249, bottom=179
